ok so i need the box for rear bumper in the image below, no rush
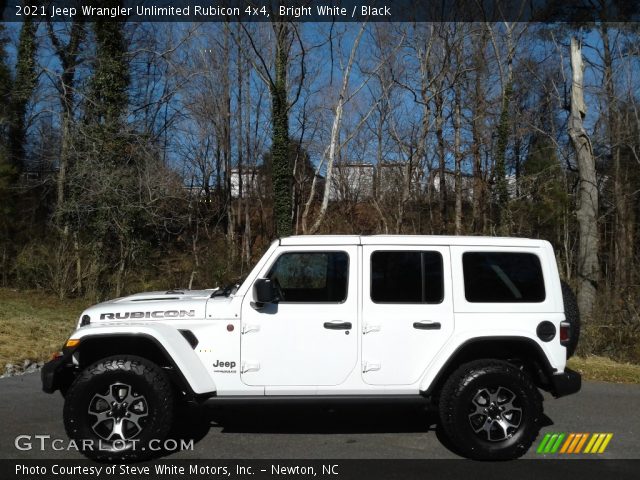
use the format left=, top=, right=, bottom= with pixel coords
left=549, top=367, right=581, bottom=398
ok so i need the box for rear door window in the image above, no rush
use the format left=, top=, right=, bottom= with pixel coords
left=371, top=251, right=444, bottom=304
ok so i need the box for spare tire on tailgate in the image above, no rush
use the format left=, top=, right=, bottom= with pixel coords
left=560, top=280, right=580, bottom=358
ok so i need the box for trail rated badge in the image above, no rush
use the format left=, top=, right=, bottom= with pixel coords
left=537, top=433, right=613, bottom=454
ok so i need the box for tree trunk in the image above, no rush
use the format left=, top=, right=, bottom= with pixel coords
left=471, top=38, right=485, bottom=234
left=302, top=24, right=366, bottom=234
left=494, top=79, right=512, bottom=235
left=49, top=20, right=84, bottom=296
left=454, top=83, right=463, bottom=235
left=569, top=37, right=599, bottom=322
left=271, top=21, right=292, bottom=237
left=188, top=224, right=199, bottom=290
left=8, top=18, right=37, bottom=172
left=435, top=91, right=446, bottom=233
left=222, top=24, right=235, bottom=263
left=600, top=22, right=633, bottom=292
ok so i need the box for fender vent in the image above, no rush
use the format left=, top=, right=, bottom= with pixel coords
left=179, top=330, right=199, bottom=349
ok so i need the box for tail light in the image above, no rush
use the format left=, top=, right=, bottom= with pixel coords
left=560, top=321, right=571, bottom=345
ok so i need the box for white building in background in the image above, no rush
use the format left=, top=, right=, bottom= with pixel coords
left=329, top=163, right=375, bottom=201
left=376, top=162, right=425, bottom=199
left=429, top=170, right=475, bottom=200
left=223, top=162, right=502, bottom=203
left=230, top=167, right=262, bottom=198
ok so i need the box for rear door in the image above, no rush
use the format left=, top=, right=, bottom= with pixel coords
left=361, top=245, right=454, bottom=385
left=240, top=246, right=358, bottom=387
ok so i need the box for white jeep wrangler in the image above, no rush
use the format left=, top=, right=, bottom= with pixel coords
left=42, top=235, right=581, bottom=460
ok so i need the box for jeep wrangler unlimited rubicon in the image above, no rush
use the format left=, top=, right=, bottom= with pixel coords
left=42, top=235, right=581, bottom=460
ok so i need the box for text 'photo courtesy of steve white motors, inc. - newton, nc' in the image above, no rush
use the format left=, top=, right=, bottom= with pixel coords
left=14, top=462, right=337, bottom=477
left=14, top=3, right=392, bottom=20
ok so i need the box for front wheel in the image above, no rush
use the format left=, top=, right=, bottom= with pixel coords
left=63, top=355, right=174, bottom=461
left=439, top=360, right=542, bottom=460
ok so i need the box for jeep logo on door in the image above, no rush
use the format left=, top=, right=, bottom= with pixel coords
left=213, top=360, right=237, bottom=373
left=99, top=310, right=196, bottom=320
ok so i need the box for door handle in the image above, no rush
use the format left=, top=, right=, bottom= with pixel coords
left=413, top=321, right=441, bottom=330
left=324, top=321, right=352, bottom=330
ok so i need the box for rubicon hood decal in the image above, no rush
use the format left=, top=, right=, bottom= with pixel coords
left=80, top=289, right=222, bottom=326
left=100, top=310, right=196, bottom=320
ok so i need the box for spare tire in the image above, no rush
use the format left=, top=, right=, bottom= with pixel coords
left=560, top=280, right=580, bottom=358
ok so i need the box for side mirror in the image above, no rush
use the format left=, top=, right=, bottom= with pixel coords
left=253, top=278, right=279, bottom=305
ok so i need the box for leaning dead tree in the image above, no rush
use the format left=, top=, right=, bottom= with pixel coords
left=568, top=37, right=599, bottom=321
left=301, top=23, right=366, bottom=235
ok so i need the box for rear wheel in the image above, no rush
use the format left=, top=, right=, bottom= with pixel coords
left=63, top=355, right=174, bottom=461
left=439, top=360, right=542, bottom=460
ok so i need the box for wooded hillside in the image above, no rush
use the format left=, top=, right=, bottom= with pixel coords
left=1, top=16, right=639, bottom=361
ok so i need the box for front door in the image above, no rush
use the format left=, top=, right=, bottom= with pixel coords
left=361, top=245, right=454, bottom=385
left=240, top=246, right=358, bottom=387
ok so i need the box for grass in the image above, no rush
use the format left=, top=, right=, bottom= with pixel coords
left=1, top=288, right=640, bottom=384
left=0, top=288, right=89, bottom=372
left=568, top=356, right=640, bottom=384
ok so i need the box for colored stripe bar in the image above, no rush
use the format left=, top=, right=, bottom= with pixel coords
left=540, top=432, right=613, bottom=455
left=567, top=434, right=582, bottom=453
left=544, top=434, right=559, bottom=453
left=590, top=434, right=606, bottom=453
left=584, top=433, right=599, bottom=453
left=560, top=433, right=575, bottom=453
left=550, top=433, right=566, bottom=453
left=574, top=433, right=589, bottom=453
left=598, top=434, right=613, bottom=453
left=537, top=433, right=552, bottom=454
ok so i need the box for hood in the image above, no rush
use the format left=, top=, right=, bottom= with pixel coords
left=78, top=289, right=218, bottom=327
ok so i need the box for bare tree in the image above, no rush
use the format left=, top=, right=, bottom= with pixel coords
left=568, top=36, right=599, bottom=321
left=301, top=23, right=367, bottom=234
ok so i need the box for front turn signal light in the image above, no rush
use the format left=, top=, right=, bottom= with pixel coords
left=65, top=338, right=80, bottom=348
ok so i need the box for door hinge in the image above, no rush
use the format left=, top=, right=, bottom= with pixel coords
left=363, top=324, right=381, bottom=334
left=241, top=362, right=261, bottom=374
left=241, top=324, right=260, bottom=334
left=363, top=361, right=381, bottom=373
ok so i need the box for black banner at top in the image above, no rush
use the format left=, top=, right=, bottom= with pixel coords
left=1, top=0, right=640, bottom=23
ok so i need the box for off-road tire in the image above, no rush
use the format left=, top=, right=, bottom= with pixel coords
left=63, top=355, right=174, bottom=461
left=560, top=280, right=580, bottom=358
left=439, top=359, right=542, bottom=460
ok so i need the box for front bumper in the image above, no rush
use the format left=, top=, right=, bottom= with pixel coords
left=549, top=367, right=581, bottom=398
left=41, top=352, right=75, bottom=394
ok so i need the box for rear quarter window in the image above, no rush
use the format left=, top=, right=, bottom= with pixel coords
left=462, top=252, right=545, bottom=303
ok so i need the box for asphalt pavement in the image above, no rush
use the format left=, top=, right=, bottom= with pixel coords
left=0, top=373, right=638, bottom=460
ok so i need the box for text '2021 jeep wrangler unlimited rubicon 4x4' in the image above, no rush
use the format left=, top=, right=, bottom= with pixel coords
left=42, top=235, right=581, bottom=460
